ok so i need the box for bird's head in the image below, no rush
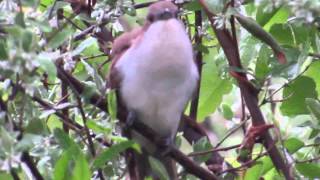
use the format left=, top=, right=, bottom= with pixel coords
left=146, top=1, right=179, bottom=23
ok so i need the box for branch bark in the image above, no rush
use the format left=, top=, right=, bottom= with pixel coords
left=21, top=151, right=44, bottom=180
left=198, top=1, right=293, bottom=179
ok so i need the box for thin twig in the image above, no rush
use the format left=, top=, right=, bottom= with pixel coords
left=83, top=53, right=107, bottom=60
left=62, top=14, right=83, bottom=31
left=48, top=0, right=58, bottom=19
left=308, top=52, right=320, bottom=59
left=295, top=156, right=320, bottom=163
left=188, top=144, right=241, bottom=157
left=215, top=118, right=249, bottom=148
left=218, top=151, right=268, bottom=175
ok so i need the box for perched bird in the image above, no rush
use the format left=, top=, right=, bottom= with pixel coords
left=108, top=1, right=198, bottom=178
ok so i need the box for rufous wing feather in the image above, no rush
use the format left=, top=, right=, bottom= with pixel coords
left=107, top=27, right=143, bottom=89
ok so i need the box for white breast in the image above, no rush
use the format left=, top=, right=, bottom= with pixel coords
left=116, top=19, right=198, bottom=138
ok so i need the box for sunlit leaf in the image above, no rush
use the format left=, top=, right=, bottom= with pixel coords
left=37, top=55, right=57, bottom=81
left=93, top=140, right=137, bottom=168
left=296, top=163, right=320, bottom=179
left=221, top=104, right=233, bottom=120
left=47, top=27, right=73, bottom=48
left=197, top=50, right=232, bottom=121
left=280, top=76, right=318, bottom=116
left=53, top=150, right=72, bottom=180
left=193, top=137, right=212, bottom=163
left=107, top=89, right=117, bottom=121
left=0, top=40, right=8, bottom=59
left=284, top=138, right=304, bottom=154
left=306, top=98, right=320, bottom=123
left=149, top=156, right=169, bottom=180
left=72, top=153, right=91, bottom=180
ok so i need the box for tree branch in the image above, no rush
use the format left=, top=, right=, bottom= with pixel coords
left=189, top=10, right=203, bottom=119
left=21, top=151, right=44, bottom=180
left=198, top=1, right=293, bottom=179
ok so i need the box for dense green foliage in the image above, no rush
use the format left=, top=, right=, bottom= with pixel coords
left=0, top=0, right=319, bottom=179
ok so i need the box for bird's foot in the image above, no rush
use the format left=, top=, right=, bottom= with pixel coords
left=155, top=136, right=174, bottom=157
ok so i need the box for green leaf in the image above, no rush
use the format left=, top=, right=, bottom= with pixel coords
left=47, top=115, right=63, bottom=132
left=193, top=137, right=212, bottom=163
left=72, top=153, right=91, bottom=180
left=81, top=60, right=104, bottom=92
left=269, top=24, right=294, bottom=45
left=221, top=104, right=233, bottom=120
left=53, top=129, right=79, bottom=153
left=15, top=12, right=26, bottom=28
left=22, top=30, right=33, bottom=52
left=305, top=98, right=320, bottom=124
left=296, top=163, right=320, bottom=179
left=37, top=55, right=57, bottom=82
left=204, top=0, right=225, bottom=14
left=257, top=6, right=289, bottom=31
left=22, top=0, right=39, bottom=7
left=0, top=40, right=8, bottom=60
left=47, top=27, right=73, bottom=48
left=306, top=61, right=320, bottom=97
left=255, top=45, right=273, bottom=80
left=148, top=156, right=170, bottom=180
left=292, top=24, right=310, bottom=46
left=280, top=76, right=318, bottom=116
left=29, top=19, right=52, bottom=33
left=197, top=50, right=232, bottom=121
left=0, top=172, right=13, bottom=180
left=0, top=127, right=15, bottom=152
left=107, top=89, right=117, bottom=121
left=244, top=162, right=263, bottom=180
left=240, top=37, right=259, bottom=67
left=53, top=150, right=72, bottom=180
left=72, top=37, right=97, bottom=56
left=284, top=138, right=304, bottom=154
left=86, top=120, right=111, bottom=134
left=245, top=157, right=274, bottom=179
left=16, top=134, right=43, bottom=152
left=25, top=118, right=47, bottom=134
left=93, top=140, right=137, bottom=168
left=183, top=0, right=202, bottom=11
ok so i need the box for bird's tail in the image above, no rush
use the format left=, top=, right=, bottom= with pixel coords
left=134, top=151, right=177, bottom=180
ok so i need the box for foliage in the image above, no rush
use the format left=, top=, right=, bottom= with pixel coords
left=0, top=0, right=319, bottom=179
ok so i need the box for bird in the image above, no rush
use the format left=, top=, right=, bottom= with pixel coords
left=108, top=1, right=199, bottom=178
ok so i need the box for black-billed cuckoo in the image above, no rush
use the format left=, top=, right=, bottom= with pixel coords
left=108, top=1, right=199, bottom=178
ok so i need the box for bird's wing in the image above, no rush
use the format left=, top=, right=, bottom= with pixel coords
left=107, top=27, right=143, bottom=89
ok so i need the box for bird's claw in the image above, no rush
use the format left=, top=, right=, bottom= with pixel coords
left=155, top=136, right=174, bottom=157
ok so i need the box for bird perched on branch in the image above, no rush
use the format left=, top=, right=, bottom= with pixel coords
left=108, top=0, right=198, bottom=178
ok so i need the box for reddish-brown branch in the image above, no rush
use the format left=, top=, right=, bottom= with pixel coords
left=198, top=0, right=293, bottom=179
left=188, top=144, right=241, bottom=157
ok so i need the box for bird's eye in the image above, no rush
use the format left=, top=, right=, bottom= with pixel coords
left=147, top=14, right=155, bottom=22
left=174, top=10, right=180, bottom=18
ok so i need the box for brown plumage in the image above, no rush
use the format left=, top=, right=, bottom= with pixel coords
left=108, top=27, right=143, bottom=89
